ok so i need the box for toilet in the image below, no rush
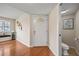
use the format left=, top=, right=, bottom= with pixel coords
left=62, top=43, right=69, bottom=56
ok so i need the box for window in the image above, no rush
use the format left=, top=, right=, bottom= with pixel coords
left=0, top=21, right=3, bottom=32
left=0, top=20, right=10, bottom=32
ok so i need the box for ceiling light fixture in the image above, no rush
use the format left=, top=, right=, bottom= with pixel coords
left=61, top=10, right=69, bottom=14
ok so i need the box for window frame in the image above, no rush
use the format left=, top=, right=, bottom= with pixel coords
left=0, top=20, right=10, bottom=32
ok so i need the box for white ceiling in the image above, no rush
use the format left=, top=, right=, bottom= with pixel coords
left=0, top=4, right=25, bottom=19
left=6, top=3, right=57, bottom=15
left=61, top=3, right=79, bottom=16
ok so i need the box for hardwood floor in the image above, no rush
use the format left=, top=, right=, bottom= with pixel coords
left=0, top=40, right=54, bottom=56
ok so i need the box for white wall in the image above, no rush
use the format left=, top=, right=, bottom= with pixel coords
left=62, top=15, right=75, bottom=47
left=49, top=4, right=60, bottom=56
left=75, top=9, right=79, bottom=39
left=74, top=9, right=79, bottom=54
left=16, top=13, right=31, bottom=47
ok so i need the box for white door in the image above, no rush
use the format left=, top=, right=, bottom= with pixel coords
left=31, top=15, right=48, bottom=47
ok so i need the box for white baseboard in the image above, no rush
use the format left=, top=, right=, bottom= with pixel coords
left=48, top=46, right=56, bottom=56
left=16, top=39, right=31, bottom=47
left=30, top=44, right=48, bottom=47
left=16, top=39, right=48, bottom=48
left=30, top=45, right=48, bottom=47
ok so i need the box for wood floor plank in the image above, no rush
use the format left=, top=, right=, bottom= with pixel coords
left=0, top=40, right=54, bottom=56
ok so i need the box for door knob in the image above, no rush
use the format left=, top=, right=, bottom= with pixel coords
left=59, top=34, right=61, bottom=36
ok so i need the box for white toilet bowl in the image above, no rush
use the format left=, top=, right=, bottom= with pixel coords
left=62, top=43, right=69, bottom=56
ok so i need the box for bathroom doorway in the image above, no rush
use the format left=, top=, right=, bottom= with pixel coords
left=61, top=3, right=79, bottom=56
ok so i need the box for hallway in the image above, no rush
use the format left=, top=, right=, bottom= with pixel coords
left=0, top=40, right=54, bottom=56
left=0, top=3, right=60, bottom=56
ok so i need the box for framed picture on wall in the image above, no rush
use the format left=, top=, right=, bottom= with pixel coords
left=63, top=18, right=74, bottom=30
